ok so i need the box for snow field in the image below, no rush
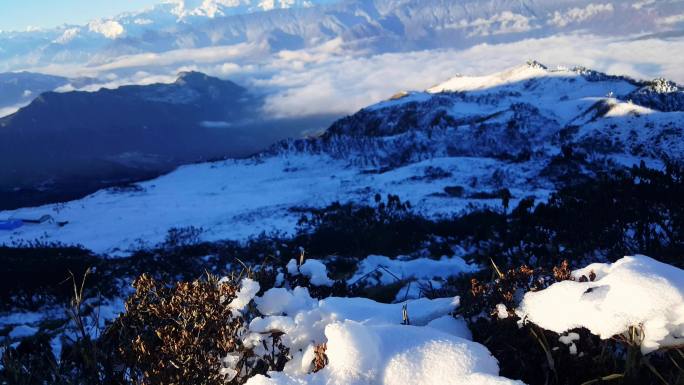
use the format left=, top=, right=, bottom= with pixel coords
left=0, top=154, right=540, bottom=256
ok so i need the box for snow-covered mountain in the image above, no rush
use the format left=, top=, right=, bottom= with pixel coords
left=0, top=72, right=253, bottom=187
left=2, top=0, right=683, bottom=73
left=277, top=62, right=684, bottom=169
left=0, top=62, right=681, bottom=255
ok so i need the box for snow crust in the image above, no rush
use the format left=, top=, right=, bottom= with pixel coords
left=426, top=315, right=473, bottom=340
left=517, top=255, right=684, bottom=353
left=348, top=254, right=481, bottom=301
left=255, top=286, right=316, bottom=316
left=423, top=63, right=640, bottom=128
left=558, top=332, right=580, bottom=355
left=602, top=99, right=655, bottom=117
left=495, top=304, right=509, bottom=319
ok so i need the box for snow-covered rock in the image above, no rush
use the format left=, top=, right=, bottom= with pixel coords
left=517, top=255, right=684, bottom=354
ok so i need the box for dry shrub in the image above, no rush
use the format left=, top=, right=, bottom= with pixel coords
left=461, top=262, right=556, bottom=319
left=312, top=343, right=328, bottom=373
left=105, top=273, right=260, bottom=385
left=552, top=260, right=572, bottom=282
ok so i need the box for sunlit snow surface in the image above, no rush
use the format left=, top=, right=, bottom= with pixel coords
left=0, top=154, right=550, bottom=255
left=517, top=255, right=684, bottom=354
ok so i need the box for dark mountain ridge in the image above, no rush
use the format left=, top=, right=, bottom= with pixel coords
left=0, top=71, right=335, bottom=209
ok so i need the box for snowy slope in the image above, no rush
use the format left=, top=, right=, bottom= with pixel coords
left=0, top=63, right=682, bottom=255
left=0, top=154, right=545, bottom=254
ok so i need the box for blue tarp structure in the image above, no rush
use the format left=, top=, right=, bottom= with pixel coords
left=0, top=220, right=23, bottom=231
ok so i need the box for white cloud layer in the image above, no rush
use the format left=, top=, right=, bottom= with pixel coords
left=658, top=13, right=684, bottom=26
left=27, top=32, right=684, bottom=120
left=632, top=0, right=656, bottom=10
left=133, top=18, right=154, bottom=25
left=256, top=33, right=684, bottom=117
left=0, top=104, right=26, bottom=118
left=88, top=19, right=125, bottom=39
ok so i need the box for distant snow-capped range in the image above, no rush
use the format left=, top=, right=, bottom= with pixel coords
left=1, top=62, right=681, bottom=255
left=1, top=0, right=683, bottom=75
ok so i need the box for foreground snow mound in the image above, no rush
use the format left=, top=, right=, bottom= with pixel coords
left=244, top=285, right=523, bottom=385
left=517, top=255, right=684, bottom=353
left=248, top=321, right=523, bottom=385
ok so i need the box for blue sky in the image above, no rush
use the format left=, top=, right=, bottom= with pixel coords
left=0, top=0, right=160, bottom=31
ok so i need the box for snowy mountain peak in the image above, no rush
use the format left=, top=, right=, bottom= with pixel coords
left=526, top=60, right=548, bottom=70
left=427, top=61, right=554, bottom=93
left=287, top=63, right=684, bottom=171
left=165, top=0, right=318, bottom=19
left=175, top=70, right=216, bottom=86
left=629, top=78, right=684, bottom=112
